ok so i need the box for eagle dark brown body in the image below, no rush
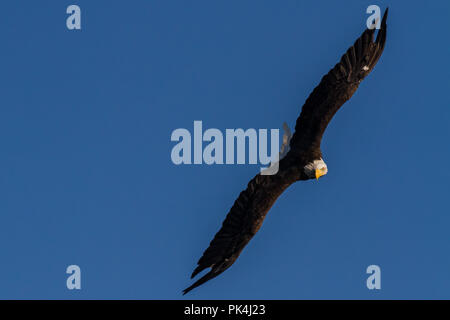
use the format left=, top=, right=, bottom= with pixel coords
left=183, top=8, right=388, bottom=295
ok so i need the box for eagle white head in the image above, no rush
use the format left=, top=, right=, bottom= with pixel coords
left=304, top=158, right=328, bottom=180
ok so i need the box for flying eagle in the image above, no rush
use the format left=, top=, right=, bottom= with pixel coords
left=183, top=8, right=388, bottom=295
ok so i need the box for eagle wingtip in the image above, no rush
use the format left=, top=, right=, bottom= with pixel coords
left=382, top=7, right=389, bottom=27
left=190, top=265, right=204, bottom=279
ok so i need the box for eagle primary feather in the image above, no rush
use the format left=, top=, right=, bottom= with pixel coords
left=183, top=8, right=388, bottom=295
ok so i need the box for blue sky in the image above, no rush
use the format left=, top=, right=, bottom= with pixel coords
left=0, top=1, right=449, bottom=299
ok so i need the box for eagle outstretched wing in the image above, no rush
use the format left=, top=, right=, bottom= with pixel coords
left=183, top=168, right=297, bottom=295
left=290, top=8, right=387, bottom=152
left=183, top=8, right=388, bottom=295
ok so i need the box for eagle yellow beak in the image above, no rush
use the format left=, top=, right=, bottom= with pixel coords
left=315, top=168, right=326, bottom=180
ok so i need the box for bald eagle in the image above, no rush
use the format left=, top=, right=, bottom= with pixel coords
left=183, top=8, right=388, bottom=295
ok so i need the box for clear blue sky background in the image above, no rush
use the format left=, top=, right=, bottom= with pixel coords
left=0, top=1, right=449, bottom=299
